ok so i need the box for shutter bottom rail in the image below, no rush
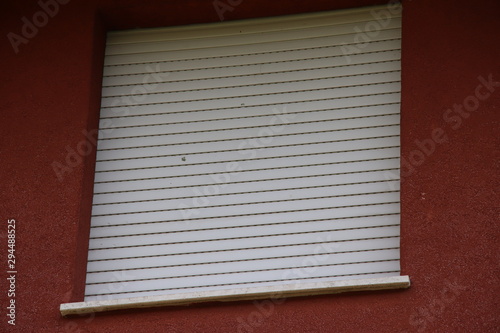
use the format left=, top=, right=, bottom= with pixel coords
left=61, top=275, right=410, bottom=316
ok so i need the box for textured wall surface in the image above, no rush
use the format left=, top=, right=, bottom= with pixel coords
left=0, top=0, right=498, bottom=332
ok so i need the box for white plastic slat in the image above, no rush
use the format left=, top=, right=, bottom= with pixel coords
left=88, top=231, right=400, bottom=271
left=98, top=102, right=399, bottom=138
left=88, top=218, right=400, bottom=261
left=93, top=158, right=399, bottom=197
left=91, top=178, right=395, bottom=217
left=98, top=83, right=400, bottom=122
left=93, top=147, right=400, bottom=186
left=95, top=135, right=399, bottom=172
left=98, top=90, right=399, bottom=126
left=102, top=72, right=399, bottom=107
left=89, top=192, right=399, bottom=228
left=97, top=110, right=399, bottom=145
left=87, top=248, right=400, bottom=284
left=85, top=261, right=401, bottom=300
left=106, top=7, right=400, bottom=44
left=105, top=15, right=401, bottom=55
left=104, top=27, right=401, bottom=67
left=88, top=220, right=400, bottom=251
left=93, top=161, right=399, bottom=193
left=89, top=207, right=399, bottom=241
left=92, top=167, right=398, bottom=204
left=87, top=238, right=401, bottom=277
left=103, top=46, right=400, bottom=85
left=94, top=115, right=400, bottom=159
left=96, top=119, right=400, bottom=162
left=101, top=72, right=400, bottom=109
left=89, top=201, right=400, bottom=231
left=102, top=52, right=400, bottom=91
left=85, top=5, right=402, bottom=301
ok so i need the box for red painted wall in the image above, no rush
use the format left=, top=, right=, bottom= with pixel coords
left=1, top=0, right=499, bottom=332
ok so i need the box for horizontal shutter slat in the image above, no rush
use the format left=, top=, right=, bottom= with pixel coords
left=87, top=248, right=400, bottom=284
left=85, top=261, right=401, bottom=300
left=88, top=231, right=400, bottom=270
left=104, top=28, right=400, bottom=66
left=88, top=229, right=401, bottom=264
left=92, top=167, right=397, bottom=204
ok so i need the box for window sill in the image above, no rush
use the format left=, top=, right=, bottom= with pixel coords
left=60, top=275, right=410, bottom=316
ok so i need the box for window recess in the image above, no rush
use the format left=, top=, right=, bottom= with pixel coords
left=61, top=3, right=409, bottom=316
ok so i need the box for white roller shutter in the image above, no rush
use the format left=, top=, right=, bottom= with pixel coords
left=85, top=5, right=403, bottom=303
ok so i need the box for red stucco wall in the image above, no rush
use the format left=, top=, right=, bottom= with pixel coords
left=1, top=0, right=499, bottom=332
